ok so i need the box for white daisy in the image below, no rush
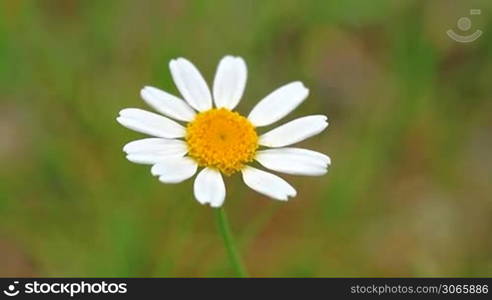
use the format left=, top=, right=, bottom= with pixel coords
left=117, top=56, right=330, bottom=208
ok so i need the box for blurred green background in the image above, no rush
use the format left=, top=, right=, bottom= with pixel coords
left=1, top=0, right=491, bottom=277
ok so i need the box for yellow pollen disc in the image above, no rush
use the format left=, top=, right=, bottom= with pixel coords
left=186, top=108, right=258, bottom=175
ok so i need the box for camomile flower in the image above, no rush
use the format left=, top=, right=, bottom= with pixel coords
left=117, top=56, right=330, bottom=208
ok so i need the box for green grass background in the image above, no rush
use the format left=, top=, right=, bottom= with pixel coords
left=1, top=0, right=491, bottom=277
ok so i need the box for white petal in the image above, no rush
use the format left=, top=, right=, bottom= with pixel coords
left=193, top=168, right=226, bottom=207
left=123, top=138, right=187, bottom=154
left=256, top=148, right=330, bottom=176
left=117, top=108, right=185, bottom=138
left=150, top=157, right=197, bottom=183
left=126, top=153, right=185, bottom=164
left=241, top=166, right=296, bottom=201
left=213, top=56, right=247, bottom=110
left=123, top=138, right=188, bottom=164
left=140, top=86, right=196, bottom=122
left=169, top=58, right=212, bottom=112
left=259, top=115, right=328, bottom=147
left=248, top=81, right=309, bottom=127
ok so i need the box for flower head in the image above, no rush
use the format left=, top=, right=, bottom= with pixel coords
left=117, top=56, right=330, bottom=207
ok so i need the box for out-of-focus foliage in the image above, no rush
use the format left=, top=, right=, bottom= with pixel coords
left=0, top=0, right=491, bottom=277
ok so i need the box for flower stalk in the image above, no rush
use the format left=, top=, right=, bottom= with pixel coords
left=215, top=207, right=248, bottom=277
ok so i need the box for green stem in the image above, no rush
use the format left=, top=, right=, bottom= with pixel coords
left=215, top=207, right=248, bottom=277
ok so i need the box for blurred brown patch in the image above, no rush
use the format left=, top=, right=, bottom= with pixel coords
left=0, top=238, right=36, bottom=277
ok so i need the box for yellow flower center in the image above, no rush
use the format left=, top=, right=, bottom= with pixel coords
left=186, top=108, right=258, bottom=175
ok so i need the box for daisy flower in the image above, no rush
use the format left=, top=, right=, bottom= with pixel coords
left=117, top=56, right=330, bottom=208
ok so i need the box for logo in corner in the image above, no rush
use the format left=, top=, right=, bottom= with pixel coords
left=3, top=281, right=20, bottom=297
left=447, top=9, right=482, bottom=43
